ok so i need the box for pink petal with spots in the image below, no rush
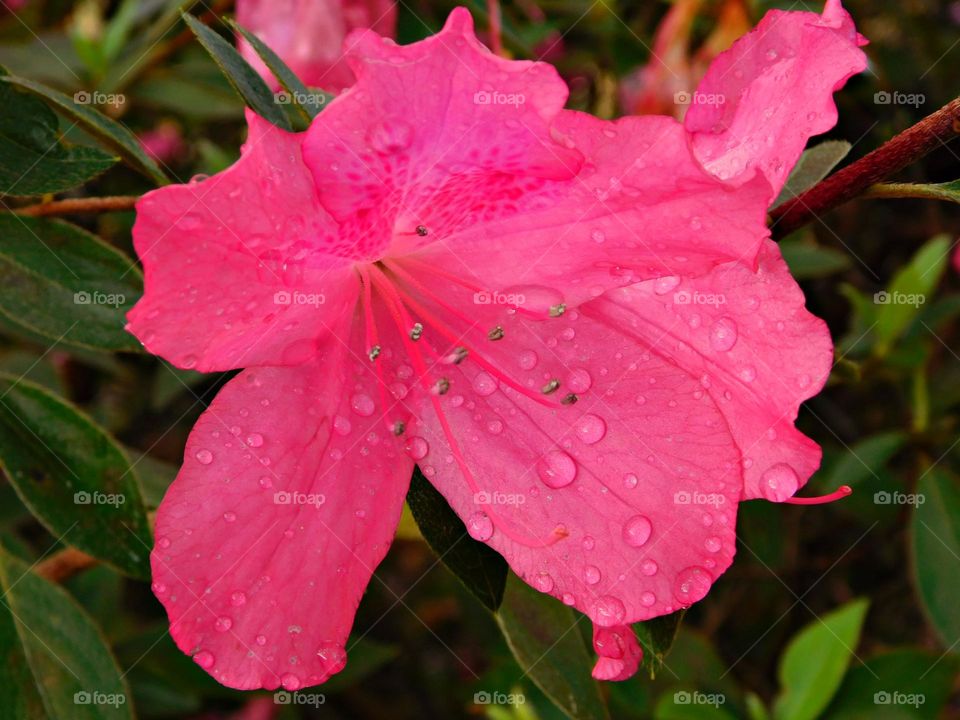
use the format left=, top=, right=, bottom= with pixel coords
left=684, top=0, right=867, bottom=199
left=598, top=240, right=832, bottom=501
left=151, top=325, right=413, bottom=690
left=592, top=624, right=642, bottom=681
left=237, top=0, right=397, bottom=92
left=126, top=113, right=358, bottom=372
left=302, top=9, right=771, bottom=306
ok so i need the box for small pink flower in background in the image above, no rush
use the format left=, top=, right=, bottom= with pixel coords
left=129, top=2, right=865, bottom=689
left=236, top=0, right=397, bottom=92
left=620, top=0, right=750, bottom=118
left=139, top=121, right=186, bottom=165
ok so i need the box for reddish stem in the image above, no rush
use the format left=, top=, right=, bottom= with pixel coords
left=13, top=196, right=139, bottom=217
left=770, top=96, right=960, bottom=239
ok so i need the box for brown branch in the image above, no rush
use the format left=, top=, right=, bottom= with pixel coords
left=14, top=196, right=139, bottom=217
left=770, top=96, right=960, bottom=239
left=35, top=547, right=98, bottom=583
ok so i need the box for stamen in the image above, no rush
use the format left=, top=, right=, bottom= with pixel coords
left=445, top=346, right=469, bottom=364
left=488, top=325, right=504, bottom=341
left=542, top=379, right=560, bottom=394
left=783, top=485, right=852, bottom=505
left=416, top=225, right=429, bottom=237
left=368, top=344, right=381, bottom=361
left=561, top=393, right=579, bottom=405
left=410, top=322, right=424, bottom=340
left=550, top=303, right=566, bottom=317
left=356, top=265, right=401, bottom=434
left=433, top=378, right=451, bottom=395
left=392, top=421, right=406, bottom=436
left=367, top=265, right=567, bottom=549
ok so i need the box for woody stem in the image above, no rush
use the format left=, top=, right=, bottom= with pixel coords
left=769, top=95, right=960, bottom=239
left=13, top=196, right=139, bottom=217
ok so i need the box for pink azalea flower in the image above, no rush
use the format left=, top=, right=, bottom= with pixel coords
left=129, top=3, right=866, bottom=690
left=236, top=0, right=397, bottom=92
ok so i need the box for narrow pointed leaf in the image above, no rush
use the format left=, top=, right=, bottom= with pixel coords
left=0, top=374, right=152, bottom=579
left=773, top=140, right=852, bottom=209
left=181, top=13, right=293, bottom=131
left=0, top=548, right=134, bottom=719
left=0, top=214, right=142, bottom=352
left=0, top=72, right=167, bottom=186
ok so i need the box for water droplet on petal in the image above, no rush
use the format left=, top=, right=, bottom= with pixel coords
left=584, top=565, right=601, bottom=584
left=536, top=450, right=577, bottom=488
left=534, top=573, right=554, bottom=592
left=759, top=463, right=800, bottom=502
left=518, top=350, right=538, bottom=370
left=467, top=511, right=494, bottom=541
left=623, top=473, right=639, bottom=489
left=231, top=591, right=247, bottom=607
left=195, top=449, right=213, bottom=465
left=575, top=414, right=606, bottom=445
left=351, top=393, right=375, bottom=417
left=709, top=318, right=738, bottom=352
left=674, top=566, right=712, bottom=605
left=593, top=595, right=626, bottom=627
left=333, top=415, right=352, bottom=436
left=368, top=118, right=413, bottom=153
left=641, top=560, right=658, bottom=576
left=405, top=436, right=429, bottom=460
left=246, top=432, right=264, bottom=448
left=705, top=536, right=722, bottom=553
left=641, top=591, right=656, bottom=607
left=566, top=368, right=592, bottom=393
left=223, top=511, right=237, bottom=523
left=281, top=673, right=301, bottom=691
left=194, top=650, right=215, bottom=668
left=215, top=616, right=233, bottom=632
left=623, top=515, right=652, bottom=547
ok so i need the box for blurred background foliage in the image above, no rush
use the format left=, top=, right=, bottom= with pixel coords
left=0, top=0, right=958, bottom=718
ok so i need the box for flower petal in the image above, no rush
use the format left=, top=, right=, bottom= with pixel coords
left=127, top=112, right=357, bottom=372
left=397, top=292, right=741, bottom=658
left=591, top=624, right=642, bottom=681
left=684, top=0, right=867, bottom=199
left=597, top=240, right=832, bottom=501
left=151, top=331, right=412, bottom=690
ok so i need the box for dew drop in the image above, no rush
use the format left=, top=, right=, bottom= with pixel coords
left=467, top=511, right=494, bottom=541
left=223, top=511, right=237, bottom=523
left=333, top=415, right=352, bottom=436
left=534, top=573, right=554, bottom=592
left=472, top=372, right=498, bottom=396
left=230, top=591, right=247, bottom=607
left=215, top=616, right=233, bottom=632
left=759, top=463, right=800, bottom=502
left=405, top=436, right=429, bottom=460
left=536, top=450, right=577, bottom=488
left=194, top=650, right=215, bottom=668
left=674, top=566, right=712, bottom=605
left=584, top=565, right=601, bottom=584
left=246, top=433, right=264, bottom=448
left=566, top=368, right=593, bottom=394
left=575, top=414, right=606, bottom=445
left=705, top=536, right=722, bottom=553
left=641, top=559, right=658, bottom=576
left=195, top=449, right=213, bottom=465
left=709, top=318, right=739, bottom=352
left=280, top=673, right=301, bottom=691
left=350, top=393, right=375, bottom=417
left=623, top=473, right=639, bottom=489
left=518, top=350, right=538, bottom=370
left=623, top=515, right=652, bottom=547
left=641, top=591, right=656, bottom=607
left=593, top=595, right=626, bottom=627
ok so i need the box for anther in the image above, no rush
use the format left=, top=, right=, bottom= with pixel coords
left=449, top=346, right=468, bottom=364
left=410, top=322, right=423, bottom=340
left=549, top=303, right=566, bottom=317
left=561, top=393, right=578, bottom=405
left=416, top=225, right=428, bottom=237
left=368, top=345, right=381, bottom=361
left=488, top=325, right=504, bottom=341
left=433, top=378, right=451, bottom=395
left=392, top=421, right=406, bottom=436
left=542, top=379, right=560, bottom=394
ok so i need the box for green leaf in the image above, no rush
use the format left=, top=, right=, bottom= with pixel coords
left=496, top=573, right=609, bottom=720
left=779, top=237, right=852, bottom=280
left=875, top=234, right=952, bottom=355
left=911, top=467, right=960, bottom=647
left=0, top=81, right=116, bottom=196
left=0, top=214, right=142, bottom=352
left=0, top=547, right=134, bottom=719
left=865, top=179, right=960, bottom=205
left=405, top=467, right=507, bottom=611
left=825, top=649, right=960, bottom=720
left=773, top=598, right=870, bottom=720
left=636, top=611, right=684, bottom=676
left=180, top=13, right=293, bottom=131
left=0, top=374, right=151, bottom=579
left=230, top=19, right=331, bottom=125
left=654, top=690, right=739, bottom=720
left=122, top=445, right=177, bottom=510
left=773, top=140, right=852, bottom=208
left=0, top=71, right=167, bottom=185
